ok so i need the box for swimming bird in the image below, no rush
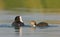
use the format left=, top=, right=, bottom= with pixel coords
left=12, top=16, right=24, bottom=30
left=30, top=20, right=48, bottom=27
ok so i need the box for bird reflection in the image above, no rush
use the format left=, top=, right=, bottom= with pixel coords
left=15, top=27, right=23, bottom=37
left=30, top=27, right=36, bottom=32
left=19, top=27, right=22, bottom=37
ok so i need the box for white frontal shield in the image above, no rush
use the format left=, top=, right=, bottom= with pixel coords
left=20, top=16, right=23, bottom=23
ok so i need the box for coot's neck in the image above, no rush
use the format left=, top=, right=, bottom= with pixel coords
left=15, top=21, right=20, bottom=23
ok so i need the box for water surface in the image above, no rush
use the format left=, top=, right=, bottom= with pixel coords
left=0, top=10, right=60, bottom=37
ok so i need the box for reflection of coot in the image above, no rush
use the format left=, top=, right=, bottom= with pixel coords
left=12, top=16, right=24, bottom=29
left=30, top=20, right=48, bottom=27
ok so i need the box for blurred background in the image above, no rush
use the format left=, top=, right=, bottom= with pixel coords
left=0, top=0, right=60, bottom=12
left=0, top=0, right=60, bottom=24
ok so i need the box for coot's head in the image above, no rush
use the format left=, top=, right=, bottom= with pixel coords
left=15, top=16, right=23, bottom=23
left=15, top=16, right=20, bottom=23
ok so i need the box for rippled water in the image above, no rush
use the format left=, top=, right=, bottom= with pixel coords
left=0, top=10, right=60, bottom=37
